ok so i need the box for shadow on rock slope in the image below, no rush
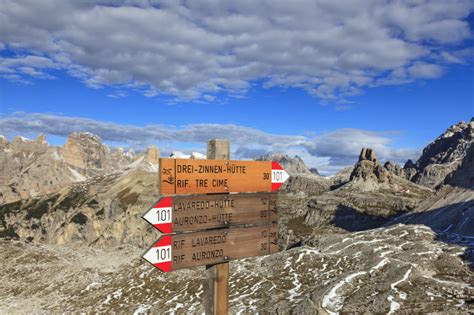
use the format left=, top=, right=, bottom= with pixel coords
left=331, top=199, right=474, bottom=269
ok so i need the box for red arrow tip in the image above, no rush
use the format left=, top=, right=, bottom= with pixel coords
left=154, top=196, right=172, bottom=208
left=155, top=261, right=172, bottom=272
left=153, top=235, right=172, bottom=247
left=154, top=223, right=173, bottom=234
left=272, top=161, right=283, bottom=170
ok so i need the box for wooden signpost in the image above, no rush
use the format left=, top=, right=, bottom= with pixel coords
left=142, top=139, right=289, bottom=314
left=142, top=192, right=278, bottom=234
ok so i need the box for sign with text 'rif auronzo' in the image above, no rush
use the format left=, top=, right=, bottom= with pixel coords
left=142, top=224, right=278, bottom=272
left=142, top=192, right=278, bottom=234
left=159, top=158, right=289, bottom=195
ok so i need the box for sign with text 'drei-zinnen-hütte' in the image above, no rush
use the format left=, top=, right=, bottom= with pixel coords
left=159, top=158, right=289, bottom=195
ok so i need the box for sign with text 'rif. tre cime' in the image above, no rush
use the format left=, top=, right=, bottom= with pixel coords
left=142, top=224, right=278, bottom=272
left=159, top=158, right=290, bottom=195
left=142, top=192, right=278, bottom=234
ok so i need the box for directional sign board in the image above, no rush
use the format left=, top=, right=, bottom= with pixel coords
left=159, top=158, right=289, bottom=195
left=143, top=224, right=278, bottom=272
left=143, top=192, right=278, bottom=234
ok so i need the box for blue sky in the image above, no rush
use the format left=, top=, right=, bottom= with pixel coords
left=0, top=1, right=473, bottom=174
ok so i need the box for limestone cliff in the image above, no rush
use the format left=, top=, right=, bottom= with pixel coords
left=406, top=118, right=473, bottom=188
left=0, top=132, right=158, bottom=204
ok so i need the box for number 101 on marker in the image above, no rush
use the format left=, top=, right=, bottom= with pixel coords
left=142, top=197, right=173, bottom=234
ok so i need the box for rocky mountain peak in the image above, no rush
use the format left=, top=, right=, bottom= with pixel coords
left=35, top=133, right=47, bottom=144
left=309, top=168, right=320, bottom=176
left=408, top=118, right=473, bottom=188
left=445, top=140, right=474, bottom=189
left=10, top=134, right=48, bottom=153
left=61, top=132, right=108, bottom=169
left=0, top=135, right=8, bottom=147
left=0, top=131, right=159, bottom=203
left=350, top=148, right=389, bottom=183
left=256, top=153, right=315, bottom=175
left=67, top=131, right=102, bottom=144
left=383, top=161, right=404, bottom=177
left=420, top=119, right=472, bottom=167
left=404, top=159, right=416, bottom=169
left=358, top=147, right=377, bottom=163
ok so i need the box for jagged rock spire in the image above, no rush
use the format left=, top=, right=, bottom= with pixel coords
left=358, top=148, right=377, bottom=163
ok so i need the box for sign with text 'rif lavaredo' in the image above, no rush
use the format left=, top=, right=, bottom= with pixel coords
left=142, top=224, right=278, bottom=272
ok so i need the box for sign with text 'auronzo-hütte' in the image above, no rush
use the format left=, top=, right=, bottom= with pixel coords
left=142, top=192, right=278, bottom=234
left=142, top=224, right=278, bottom=272
left=159, top=158, right=289, bottom=195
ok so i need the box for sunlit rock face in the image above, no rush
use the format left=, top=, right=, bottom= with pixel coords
left=407, top=118, right=473, bottom=189
left=0, top=132, right=157, bottom=204
left=257, top=153, right=317, bottom=176
left=61, top=132, right=109, bottom=170
left=0, top=169, right=159, bottom=246
left=0, top=134, right=48, bottom=187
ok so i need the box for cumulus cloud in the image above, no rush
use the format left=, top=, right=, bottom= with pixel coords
left=0, top=112, right=420, bottom=174
left=0, top=0, right=472, bottom=102
left=407, top=62, right=444, bottom=79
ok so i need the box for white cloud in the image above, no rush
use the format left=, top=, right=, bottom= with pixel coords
left=0, top=0, right=472, bottom=102
left=0, top=112, right=306, bottom=148
left=0, top=112, right=420, bottom=174
left=440, top=51, right=465, bottom=64
left=407, top=62, right=443, bottom=79
left=107, top=90, right=128, bottom=98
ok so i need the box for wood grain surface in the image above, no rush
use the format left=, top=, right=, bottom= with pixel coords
left=159, top=158, right=274, bottom=195
left=169, top=224, right=278, bottom=270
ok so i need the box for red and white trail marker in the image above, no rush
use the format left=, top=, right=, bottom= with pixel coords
left=271, top=161, right=290, bottom=191
left=142, top=235, right=173, bottom=272
left=142, top=197, right=173, bottom=234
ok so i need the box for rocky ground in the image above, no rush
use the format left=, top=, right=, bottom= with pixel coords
left=0, top=224, right=472, bottom=313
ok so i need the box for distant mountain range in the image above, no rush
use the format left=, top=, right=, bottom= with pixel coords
left=1, top=118, right=472, bottom=244
left=0, top=132, right=159, bottom=204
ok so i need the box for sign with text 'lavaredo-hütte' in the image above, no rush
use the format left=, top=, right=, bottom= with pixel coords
left=159, top=158, right=289, bottom=195
left=142, top=192, right=278, bottom=234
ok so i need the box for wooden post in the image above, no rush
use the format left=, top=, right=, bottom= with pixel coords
left=205, top=139, right=230, bottom=315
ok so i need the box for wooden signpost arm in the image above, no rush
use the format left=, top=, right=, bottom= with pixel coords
left=205, top=139, right=230, bottom=315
